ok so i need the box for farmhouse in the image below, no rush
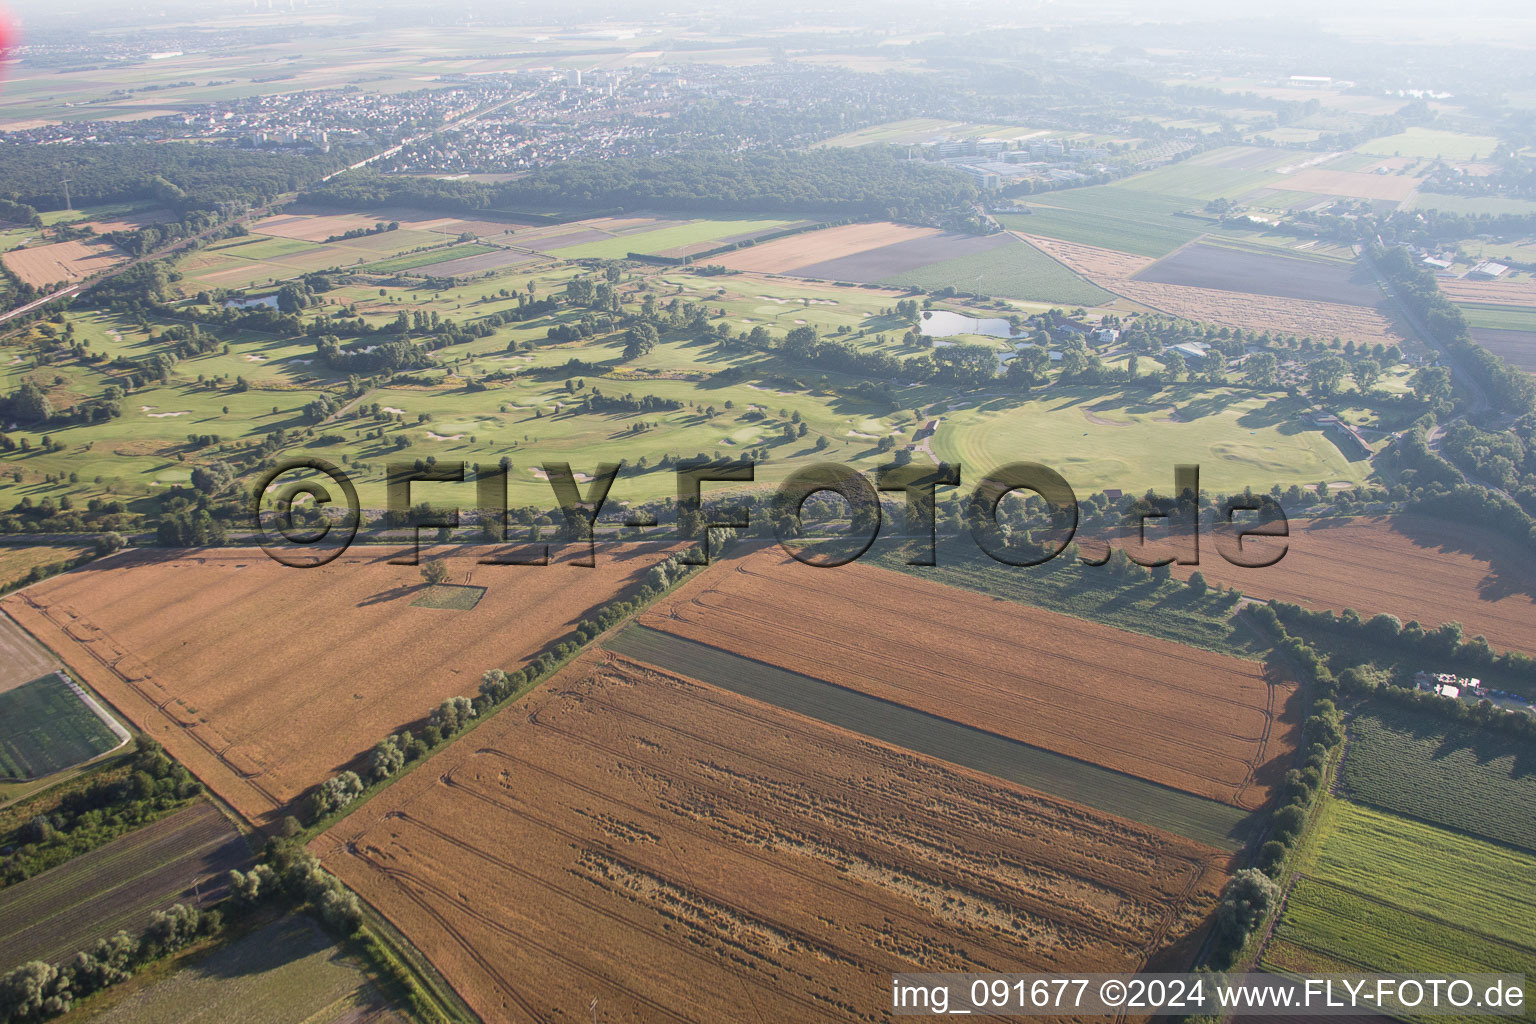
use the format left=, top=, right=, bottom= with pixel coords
left=1470, top=261, right=1509, bottom=280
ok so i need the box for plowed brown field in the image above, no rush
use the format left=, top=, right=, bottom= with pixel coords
left=1171, top=515, right=1536, bottom=656
left=640, top=550, right=1295, bottom=809
left=1, top=544, right=676, bottom=827
left=315, top=654, right=1230, bottom=1023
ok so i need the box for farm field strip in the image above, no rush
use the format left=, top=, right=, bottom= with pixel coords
left=1171, top=515, right=1536, bottom=658
left=0, top=544, right=678, bottom=825
left=77, top=916, right=407, bottom=1024
left=605, top=625, right=1253, bottom=848
left=875, top=234, right=1114, bottom=305
left=1297, top=798, right=1536, bottom=951
left=638, top=550, right=1294, bottom=809
left=997, top=189, right=1210, bottom=258
left=1469, top=327, right=1536, bottom=372
left=315, top=656, right=1229, bottom=1023
left=710, top=222, right=941, bottom=274
left=1441, top=277, right=1536, bottom=308
left=1270, top=168, right=1422, bottom=202
left=2, top=239, right=125, bottom=287
left=1268, top=797, right=1536, bottom=1021
left=0, top=801, right=250, bottom=972
left=1131, top=242, right=1384, bottom=307
left=0, top=610, right=61, bottom=692
left=1340, top=704, right=1536, bottom=853
left=0, top=672, right=124, bottom=780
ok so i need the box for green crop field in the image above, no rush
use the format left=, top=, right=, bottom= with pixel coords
left=999, top=187, right=1210, bottom=258
left=605, top=624, right=1254, bottom=848
left=1339, top=703, right=1536, bottom=852
left=0, top=675, right=121, bottom=781
left=1459, top=303, right=1536, bottom=331
left=1269, top=878, right=1533, bottom=978
left=73, top=916, right=399, bottom=1024
left=877, top=236, right=1113, bottom=305
left=1113, top=147, right=1290, bottom=201
left=1267, top=796, right=1536, bottom=1021
left=550, top=218, right=796, bottom=260
left=1405, top=193, right=1536, bottom=217
left=931, top=387, right=1370, bottom=497
left=361, top=243, right=500, bottom=274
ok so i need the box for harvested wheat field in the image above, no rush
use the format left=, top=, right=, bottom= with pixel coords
left=641, top=549, right=1296, bottom=809
left=315, top=654, right=1230, bottom=1023
left=1441, top=277, right=1536, bottom=307
left=1272, top=169, right=1422, bottom=203
left=1112, top=279, right=1409, bottom=346
left=1172, top=515, right=1536, bottom=657
left=713, top=222, right=940, bottom=274
left=1018, top=233, right=1409, bottom=345
left=2, top=239, right=124, bottom=287
left=1, top=543, right=677, bottom=827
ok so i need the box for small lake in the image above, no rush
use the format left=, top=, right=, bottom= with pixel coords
left=918, top=309, right=1019, bottom=339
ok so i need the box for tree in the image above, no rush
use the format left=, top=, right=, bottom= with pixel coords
left=368, top=736, right=406, bottom=781
left=190, top=461, right=234, bottom=495
left=1160, top=348, right=1186, bottom=381
left=0, top=961, right=70, bottom=1021
left=1351, top=358, right=1381, bottom=392
left=311, top=771, right=364, bottom=819
left=1242, top=351, right=1278, bottom=388
left=8, top=381, right=52, bottom=423
left=431, top=696, right=476, bottom=734
left=1215, top=868, right=1280, bottom=945
left=421, top=558, right=451, bottom=586
left=1306, top=354, right=1349, bottom=397
left=622, top=323, right=659, bottom=361
left=1410, top=365, right=1453, bottom=405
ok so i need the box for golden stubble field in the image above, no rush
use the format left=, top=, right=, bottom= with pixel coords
left=2, top=544, right=678, bottom=826
left=642, top=549, right=1298, bottom=809
left=315, top=653, right=1231, bottom=1023
left=2, top=239, right=124, bottom=287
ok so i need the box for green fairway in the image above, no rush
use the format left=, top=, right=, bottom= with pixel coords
left=877, top=236, right=1113, bottom=305
left=1340, top=702, right=1536, bottom=853
left=550, top=218, right=797, bottom=260
left=999, top=187, right=1210, bottom=258
left=931, top=386, right=1369, bottom=496
left=0, top=674, right=122, bottom=781
left=605, top=624, right=1255, bottom=849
